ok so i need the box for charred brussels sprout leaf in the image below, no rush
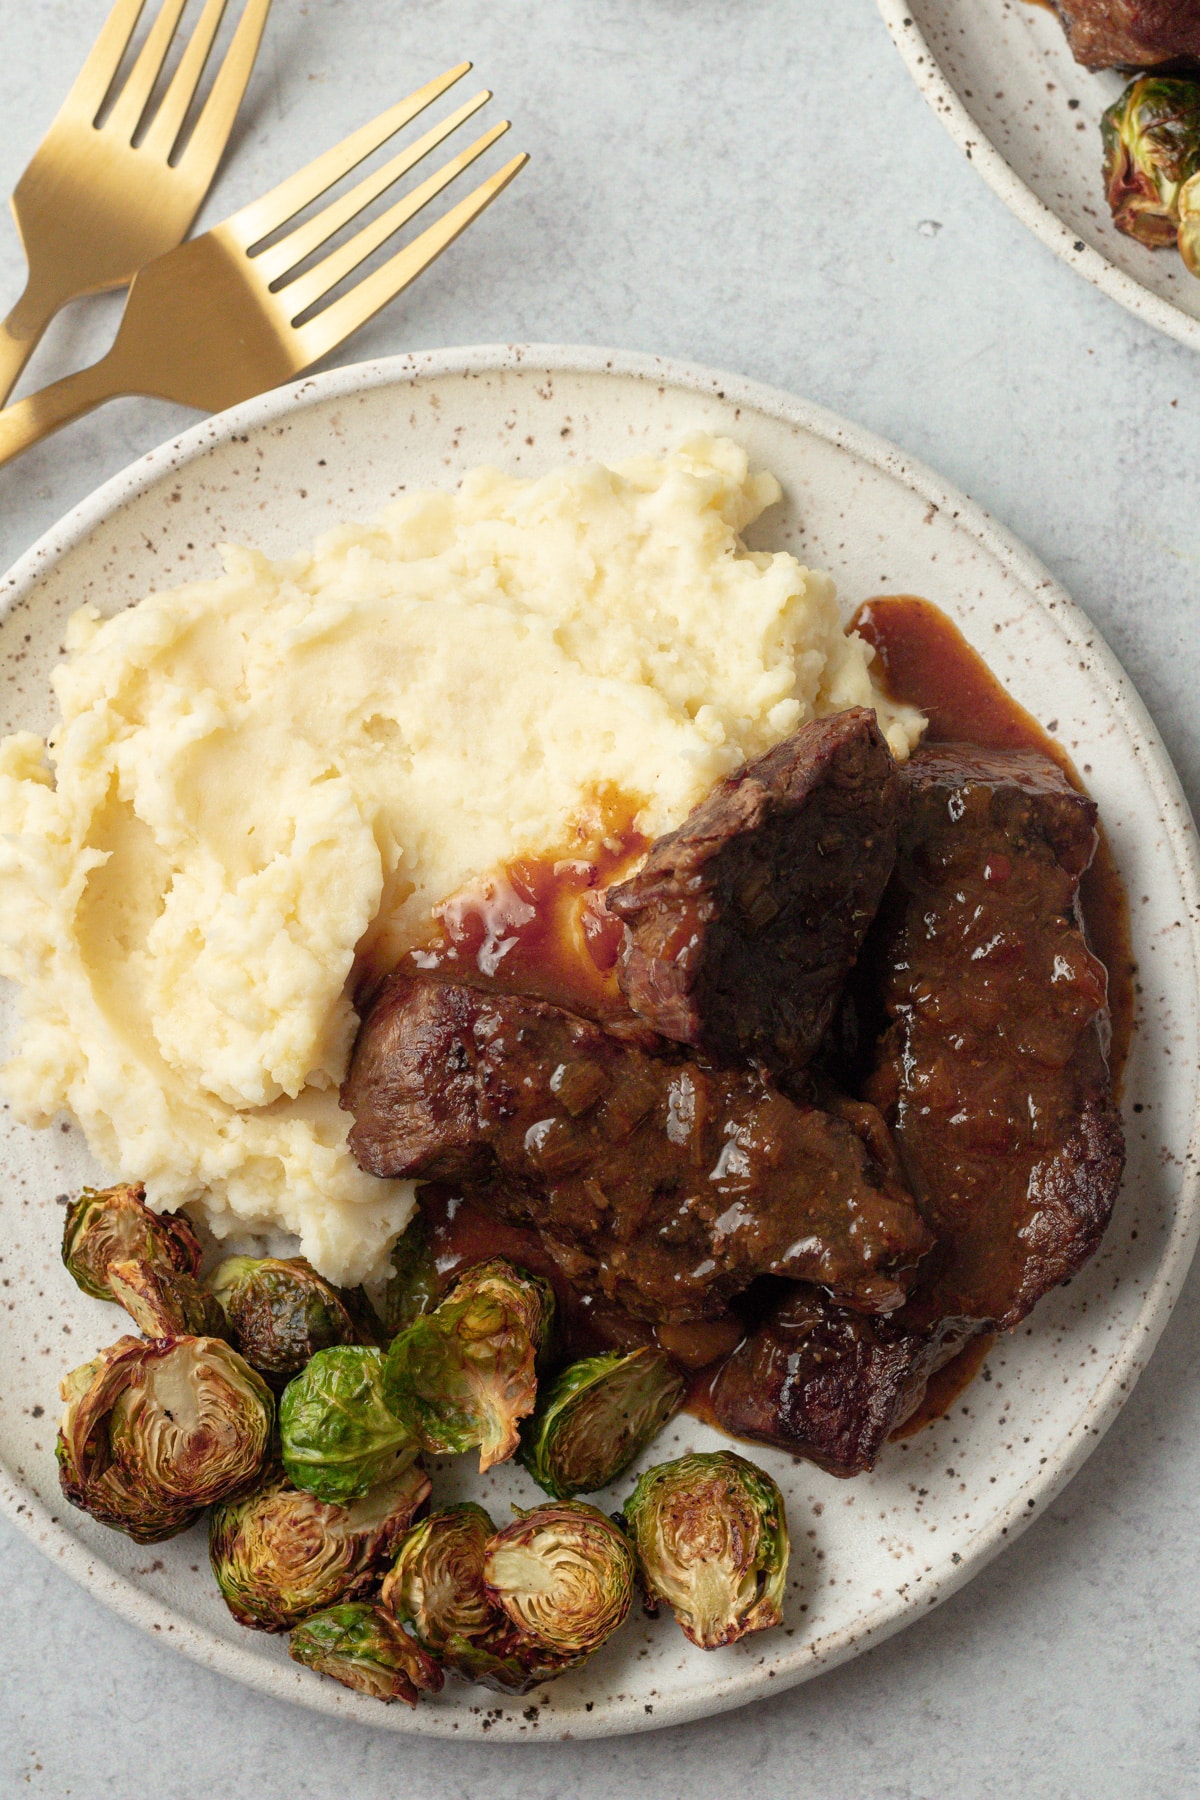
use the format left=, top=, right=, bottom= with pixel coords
left=208, top=1255, right=378, bottom=1380
left=209, top=1459, right=431, bottom=1632
left=1102, top=77, right=1200, bottom=253
left=57, top=1336, right=273, bottom=1543
left=289, top=1602, right=443, bottom=1705
left=382, top=1259, right=554, bottom=1472
left=379, top=1219, right=442, bottom=1337
left=61, top=1183, right=216, bottom=1335
left=622, top=1450, right=789, bottom=1649
left=108, top=1257, right=227, bottom=1339
left=381, top=1503, right=577, bottom=1693
left=519, top=1347, right=686, bottom=1499
left=280, top=1346, right=417, bottom=1504
left=483, top=1502, right=635, bottom=1662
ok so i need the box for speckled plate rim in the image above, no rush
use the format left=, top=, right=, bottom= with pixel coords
left=1, top=343, right=1198, bottom=1740
left=874, top=0, right=1200, bottom=355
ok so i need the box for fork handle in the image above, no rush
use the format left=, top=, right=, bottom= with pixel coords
left=0, top=272, right=68, bottom=409
left=0, top=353, right=122, bottom=471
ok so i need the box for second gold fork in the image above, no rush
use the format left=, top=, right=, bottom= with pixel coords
left=0, top=66, right=527, bottom=469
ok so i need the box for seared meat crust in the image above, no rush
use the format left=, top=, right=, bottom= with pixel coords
left=1051, top=0, right=1200, bottom=69
left=606, top=709, right=900, bottom=1074
left=712, top=743, right=1125, bottom=1472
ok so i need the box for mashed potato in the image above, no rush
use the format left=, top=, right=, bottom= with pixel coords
left=0, top=436, right=923, bottom=1284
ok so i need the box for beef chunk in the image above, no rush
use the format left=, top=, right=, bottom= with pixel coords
left=343, top=976, right=933, bottom=1327
left=605, top=709, right=901, bottom=1074
left=709, top=1290, right=951, bottom=1478
left=865, top=745, right=1125, bottom=1332
left=1051, top=0, right=1200, bottom=69
left=713, top=745, right=1125, bottom=1477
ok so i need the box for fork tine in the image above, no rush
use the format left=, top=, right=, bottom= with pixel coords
left=253, top=90, right=492, bottom=287
left=105, top=0, right=189, bottom=142
left=60, top=0, right=147, bottom=119
left=280, top=121, right=511, bottom=319
left=164, top=0, right=271, bottom=178
left=226, top=65, right=472, bottom=248
left=140, top=0, right=228, bottom=160
left=294, top=152, right=528, bottom=369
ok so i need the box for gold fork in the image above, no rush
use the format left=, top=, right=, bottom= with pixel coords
left=0, top=66, right=526, bottom=469
left=0, top=0, right=272, bottom=406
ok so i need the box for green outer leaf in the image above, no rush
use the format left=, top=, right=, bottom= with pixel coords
left=483, top=1500, right=635, bottom=1657
left=381, top=1260, right=553, bottom=1471
left=379, top=1219, right=442, bottom=1337
left=288, top=1602, right=443, bottom=1704
left=280, top=1346, right=415, bottom=1504
left=622, top=1449, right=789, bottom=1650
left=519, top=1347, right=686, bottom=1499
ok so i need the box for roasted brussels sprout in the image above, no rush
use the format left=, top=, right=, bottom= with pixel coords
left=1179, top=171, right=1200, bottom=276
left=208, top=1255, right=377, bottom=1380
left=379, top=1219, right=441, bottom=1337
left=288, top=1601, right=443, bottom=1705
left=519, top=1347, right=686, bottom=1499
left=380, top=1503, right=576, bottom=1693
left=382, top=1502, right=496, bottom=1653
left=62, top=1182, right=203, bottom=1300
left=279, top=1346, right=417, bottom=1504
left=209, top=1459, right=430, bottom=1632
left=383, top=1259, right=554, bottom=1472
left=107, top=1257, right=227, bottom=1339
left=622, top=1450, right=789, bottom=1649
left=57, top=1335, right=273, bottom=1543
left=1102, top=77, right=1200, bottom=260
left=483, top=1502, right=635, bottom=1661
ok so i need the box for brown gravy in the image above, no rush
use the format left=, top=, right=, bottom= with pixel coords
left=387, top=597, right=1134, bottom=1446
left=852, top=596, right=1134, bottom=1089
left=355, top=789, right=646, bottom=1024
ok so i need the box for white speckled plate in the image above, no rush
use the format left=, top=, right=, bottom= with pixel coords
left=876, top=0, right=1200, bottom=352
left=1, top=346, right=1197, bottom=1740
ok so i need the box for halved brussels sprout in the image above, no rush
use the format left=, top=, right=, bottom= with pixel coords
left=379, top=1219, right=441, bottom=1338
left=107, top=1257, right=227, bottom=1339
left=1180, top=171, right=1200, bottom=275
left=382, top=1502, right=496, bottom=1653
left=57, top=1335, right=273, bottom=1543
left=519, top=1347, right=686, bottom=1499
left=382, top=1260, right=554, bottom=1472
left=279, top=1346, right=417, bottom=1504
left=622, top=1450, right=789, bottom=1649
left=380, top=1503, right=577, bottom=1694
left=483, top=1502, right=635, bottom=1661
left=208, top=1255, right=378, bottom=1381
left=288, top=1602, right=443, bottom=1705
left=1102, top=77, right=1200, bottom=250
left=62, top=1183, right=203, bottom=1301
left=209, top=1459, right=430, bottom=1632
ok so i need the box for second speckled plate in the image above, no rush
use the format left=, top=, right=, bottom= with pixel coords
left=1, top=346, right=1198, bottom=1739
left=877, top=0, right=1200, bottom=352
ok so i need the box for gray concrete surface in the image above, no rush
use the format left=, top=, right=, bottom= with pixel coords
left=0, top=1, right=1197, bottom=1795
